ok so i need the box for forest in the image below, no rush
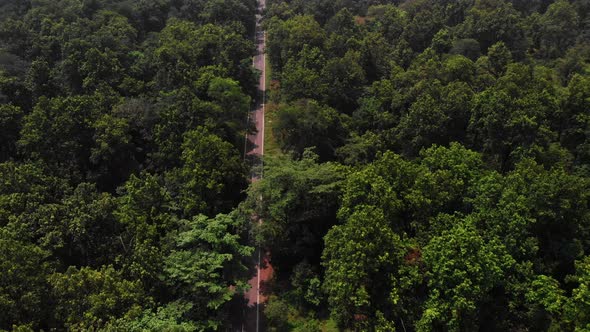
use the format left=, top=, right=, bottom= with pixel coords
left=1, top=0, right=590, bottom=331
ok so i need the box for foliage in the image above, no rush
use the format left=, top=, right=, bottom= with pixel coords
left=162, top=214, right=253, bottom=329
left=0, top=0, right=256, bottom=329
left=2, top=0, right=590, bottom=330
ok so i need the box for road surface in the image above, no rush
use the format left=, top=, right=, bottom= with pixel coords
left=232, top=0, right=274, bottom=330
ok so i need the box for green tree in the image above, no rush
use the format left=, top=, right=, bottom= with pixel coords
left=322, top=206, right=403, bottom=329
left=0, top=230, right=50, bottom=330
left=49, top=265, right=146, bottom=330
left=431, top=28, right=452, bottom=54
left=273, top=100, right=348, bottom=160
left=206, top=76, right=252, bottom=140
left=459, top=0, right=527, bottom=57
left=242, top=151, right=347, bottom=266
left=527, top=256, right=590, bottom=331
left=367, top=5, right=408, bottom=45
left=321, top=50, right=366, bottom=113
left=173, top=127, right=247, bottom=216
left=564, top=256, right=590, bottom=330
left=467, top=64, right=559, bottom=169
left=26, top=58, right=56, bottom=100
left=487, top=41, right=513, bottom=76
left=162, top=214, right=253, bottom=330
left=104, top=301, right=198, bottom=332
left=198, top=0, right=257, bottom=36
left=561, top=74, right=590, bottom=166
left=415, top=143, right=485, bottom=227
left=0, top=161, right=69, bottom=232
left=90, top=113, right=138, bottom=191
left=418, top=221, right=515, bottom=332
left=281, top=46, right=328, bottom=101
left=18, top=94, right=110, bottom=181
left=396, top=81, right=473, bottom=156
left=450, top=38, right=482, bottom=61
left=338, top=151, right=424, bottom=233
left=404, top=4, right=445, bottom=52
left=531, top=0, right=581, bottom=59
left=0, top=104, right=22, bottom=162
left=115, top=172, right=175, bottom=288
left=442, top=55, right=476, bottom=84
left=526, top=275, right=566, bottom=331
left=266, top=15, right=326, bottom=71
left=21, top=183, right=122, bottom=267
left=154, top=20, right=253, bottom=89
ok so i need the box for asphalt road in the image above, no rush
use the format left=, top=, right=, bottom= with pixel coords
left=231, top=0, right=274, bottom=331
left=247, top=22, right=266, bottom=163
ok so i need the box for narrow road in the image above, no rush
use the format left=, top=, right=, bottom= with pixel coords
left=247, top=0, right=266, bottom=168
left=232, top=0, right=274, bottom=331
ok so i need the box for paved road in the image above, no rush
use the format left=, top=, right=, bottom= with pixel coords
left=247, top=18, right=266, bottom=163
left=231, top=0, right=274, bottom=331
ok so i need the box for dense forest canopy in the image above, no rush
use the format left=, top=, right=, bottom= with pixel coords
left=255, top=0, right=590, bottom=331
left=1, top=0, right=590, bottom=331
left=0, top=0, right=257, bottom=330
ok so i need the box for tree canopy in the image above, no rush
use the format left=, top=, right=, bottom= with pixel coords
left=2, top=0, right=590, bottom=331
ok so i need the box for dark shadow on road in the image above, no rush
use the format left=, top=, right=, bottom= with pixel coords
left=228, top=297, right=268, bottom=332
left=228, top=247, right=270, bottom=331
left=244, top=153, right=263, bottom=179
